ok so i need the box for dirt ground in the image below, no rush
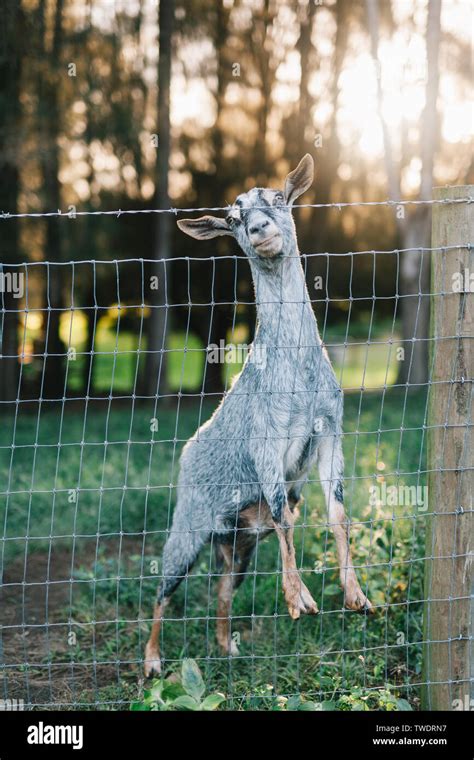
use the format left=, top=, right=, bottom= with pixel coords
left=0, top=539, right=144, bottom=709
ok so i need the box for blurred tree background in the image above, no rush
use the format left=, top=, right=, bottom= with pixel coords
left=0, top=0, right=472, bottom=402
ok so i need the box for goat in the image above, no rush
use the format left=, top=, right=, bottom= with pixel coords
left=144, top=154, right=373, bottom=677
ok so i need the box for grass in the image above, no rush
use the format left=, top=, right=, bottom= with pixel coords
left=0, top=386, right=428, bottom=710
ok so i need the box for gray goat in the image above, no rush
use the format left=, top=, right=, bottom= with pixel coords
left=144, top=154, right=373, bottom=677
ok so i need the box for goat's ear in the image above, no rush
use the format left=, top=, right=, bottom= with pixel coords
left=177, top=215, right=232, bottom=240
left=283, top=154, right=314, bottom=205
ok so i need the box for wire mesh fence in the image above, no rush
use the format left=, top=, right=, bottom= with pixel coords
left=0, top=194, right=472, bottom=711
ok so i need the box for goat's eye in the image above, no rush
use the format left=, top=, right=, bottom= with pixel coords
left=273, top=193, right=284, bottom=206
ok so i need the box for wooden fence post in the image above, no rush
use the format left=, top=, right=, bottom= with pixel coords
left=422, top=185, right=473, bottom=710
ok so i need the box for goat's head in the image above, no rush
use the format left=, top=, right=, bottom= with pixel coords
left=177, top=154, right=314, bottom=261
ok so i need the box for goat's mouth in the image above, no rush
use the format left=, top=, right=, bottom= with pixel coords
left=253, top=233, right=282, bottom=257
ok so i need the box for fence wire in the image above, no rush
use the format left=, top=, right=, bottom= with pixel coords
left=0, top=198, right=472, bottom=711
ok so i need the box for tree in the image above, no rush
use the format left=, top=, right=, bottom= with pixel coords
left=0, top=0, right=23, bottom=404
left=399, top=0, right=442, bottom=386
left=249, top=0, right=277, bottom=184
left=201, top=0, right=233, bottom=396
left=308, top=0, right=348, bottom=255
left=143, top=0, right=174, bottom=399
left=365, top=0, right=442, bottom=386
left=38, top=0, right=67, bottom=400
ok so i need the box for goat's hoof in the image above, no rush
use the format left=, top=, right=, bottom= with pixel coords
left=144, top=643, right=162, bottom=678
left=343, top=586, right=374, bottom=615
left=285, top=581, right=319, bottom=619
left=301, top=582, right=319, bottom=615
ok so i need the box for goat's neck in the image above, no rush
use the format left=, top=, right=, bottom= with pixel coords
left=251, top=251, right=320, bottom=346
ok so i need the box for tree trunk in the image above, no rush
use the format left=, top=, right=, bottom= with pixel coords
left=211, top=0, right=229, bottom=181
left=0, top=0, right=22, bottom=403
left=201, top=0, right=232, bottom=396
left=365, top=0, right=442, bottom=386
left=40, top=0, right=66, bottom=400
left=399, top=210, right=431, bottom=387
left=295, top=0, right=316, bottom=161
left=365, top=0, right=401, bottom=207
left=143, top=0, right=173, bottom=399
left=251, top=0, right=275, bottom=184
left=310, top=0, right=347, bottom=251
left=399, top=0, right=441, bottom=386
left=81, top=6, right=96, bottom=398
left=306, top=0, right=346, bottom=294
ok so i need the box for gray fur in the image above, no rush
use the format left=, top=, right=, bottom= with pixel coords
left=157, top=155, right=346, bottom=603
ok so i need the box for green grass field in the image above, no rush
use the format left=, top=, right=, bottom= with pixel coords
left=0, top=386, right=428, bottom=710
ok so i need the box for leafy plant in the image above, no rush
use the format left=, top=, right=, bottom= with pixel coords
left=335, top=687, right=412, bottom=712
left=282, top=695, right=332, bottom=711
left=274, top=686, right=412, bottom=712
left=131, top=659, right=225, bottom=711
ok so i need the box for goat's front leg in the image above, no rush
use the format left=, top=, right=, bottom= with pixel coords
left=318, top=437, right=373, bottom=613
left=273, top=503, right=319, bottom=618
left=258, top=471, right=317, bottom=618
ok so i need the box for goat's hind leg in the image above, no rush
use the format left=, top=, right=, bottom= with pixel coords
left=144, top=528, right=203, bottom=678
left=144, top=598, right=168, bottom=679
left=215, top=541, right=254, bottom=656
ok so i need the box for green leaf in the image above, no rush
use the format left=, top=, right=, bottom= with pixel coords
left=130, top=702, right=150, bottom=711
left=352, top=701, right=369, bottom=711
left=172, top=695, right=200, bottom=711
left=161, top=682, right=186, bottom=701
left=396, top=698, right=413, bottom=711
left=286, top=695, right=302, bottom=711
left=148, top=682, right=165, bottom=702
left=181, top=659, right=205, bottom=701
left=298, top=701, right=321, bottom=711
left=320, top=700, right=336, bottom=711
left=200, top=693, right=226, bottom=711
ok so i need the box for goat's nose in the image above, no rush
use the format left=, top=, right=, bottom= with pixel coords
left=249, top=218, right=270, bottom=236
